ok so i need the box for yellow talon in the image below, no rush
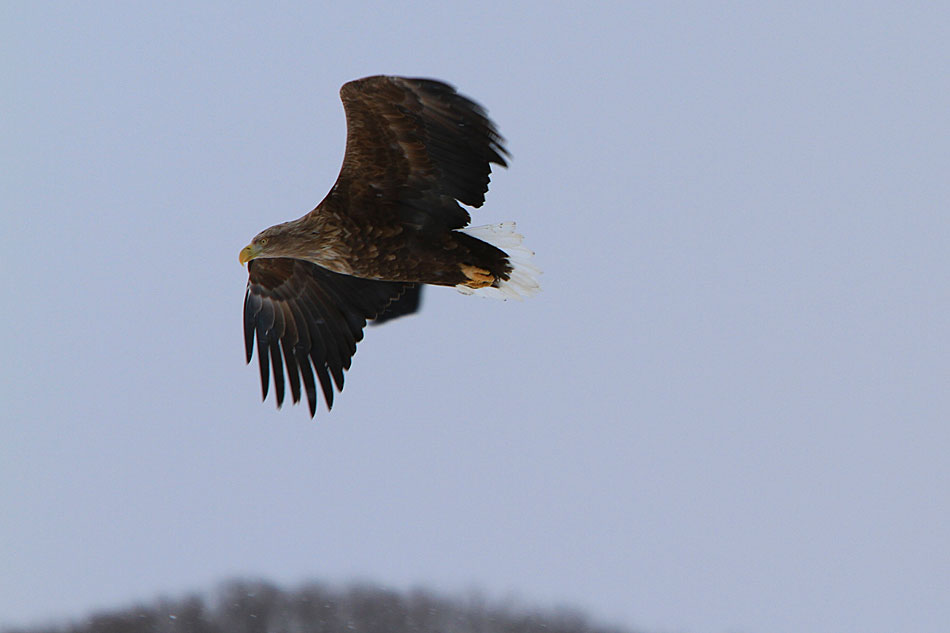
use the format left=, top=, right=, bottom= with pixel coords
left=461, top=264, right=494, bottom=288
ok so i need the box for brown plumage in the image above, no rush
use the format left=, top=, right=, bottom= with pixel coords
left=240, top=76, right=538, bottom=417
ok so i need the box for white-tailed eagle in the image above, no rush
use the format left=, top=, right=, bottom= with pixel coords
left=240, top=76, right=539, bottom=417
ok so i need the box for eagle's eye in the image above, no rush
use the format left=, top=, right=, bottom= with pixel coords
left=260, top=237, right=269, bottom=246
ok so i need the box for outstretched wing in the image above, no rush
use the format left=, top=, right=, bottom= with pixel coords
left=322, top=75, right=509, bottom=232
left=244, top=258, right=418, bottom=417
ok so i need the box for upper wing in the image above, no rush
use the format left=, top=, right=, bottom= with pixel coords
left=244, top=257, right=418, bottom=417
left=323, top=75, right=509, bottom=232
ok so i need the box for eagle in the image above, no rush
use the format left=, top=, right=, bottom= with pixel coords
left=239, top=76, right=539, bottom=417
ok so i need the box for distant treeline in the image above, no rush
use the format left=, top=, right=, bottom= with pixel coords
left=4, top=579, right=633, bottom=633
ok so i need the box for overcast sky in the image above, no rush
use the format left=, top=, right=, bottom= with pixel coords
left=2, top=3, right=949, bottom=633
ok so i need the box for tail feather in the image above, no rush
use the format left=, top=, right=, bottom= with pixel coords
left=456, top=222, right=541, bottom=300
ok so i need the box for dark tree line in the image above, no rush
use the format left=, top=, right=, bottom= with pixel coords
left=4, top=580, right=634, bottom=633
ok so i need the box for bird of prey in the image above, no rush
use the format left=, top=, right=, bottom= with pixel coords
left=239, top=75, right=539, bottom=417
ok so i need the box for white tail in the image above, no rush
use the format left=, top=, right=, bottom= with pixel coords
left=455, top=222, right=541, bottom=300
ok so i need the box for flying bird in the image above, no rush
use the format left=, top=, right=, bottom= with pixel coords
left=240, top=75, right=539, bottom=417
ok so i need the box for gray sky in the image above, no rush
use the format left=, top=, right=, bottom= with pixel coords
left=2, top=2, right=948, bottom=632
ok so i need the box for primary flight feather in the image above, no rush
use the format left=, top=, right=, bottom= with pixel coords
left=240, top=75, right=539, bottom=417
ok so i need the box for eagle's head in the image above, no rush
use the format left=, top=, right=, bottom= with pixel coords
left=239, top=222, right=299, bottom=264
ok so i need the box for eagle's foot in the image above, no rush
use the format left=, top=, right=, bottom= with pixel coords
left=460, top=264, right=495, bottom=288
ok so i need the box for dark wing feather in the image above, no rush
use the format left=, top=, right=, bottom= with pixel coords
left=244, top=257, right=416, bottom=417
left=372, top=285, right=423, bottom=325
left=325, top=75, right=509, bottom=232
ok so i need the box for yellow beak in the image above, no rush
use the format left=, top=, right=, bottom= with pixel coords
left=239, top=243, right=262, bottom=265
